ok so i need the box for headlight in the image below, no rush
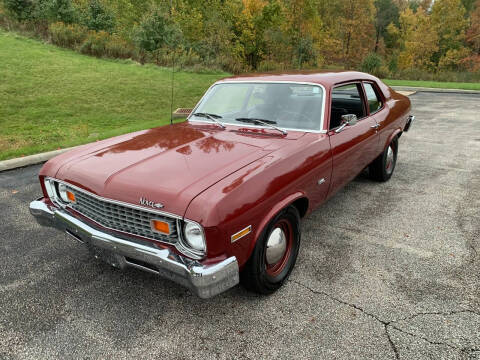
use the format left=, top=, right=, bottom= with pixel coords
left=183, top=221, right=206, bottom=253
left=43, top=178, right=75, bottom=204
left=58, top=183, right=75, bottom=203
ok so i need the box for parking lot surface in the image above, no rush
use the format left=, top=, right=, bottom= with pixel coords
left=1, top=92, right=479, bottom=359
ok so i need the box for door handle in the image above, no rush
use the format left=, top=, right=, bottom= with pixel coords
left=371, top=124, right=380, bottom=129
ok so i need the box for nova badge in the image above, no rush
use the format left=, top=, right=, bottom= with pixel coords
left=139, top=197, right=164, bottom=209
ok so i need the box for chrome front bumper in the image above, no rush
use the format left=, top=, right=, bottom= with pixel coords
left=29, top=198, right=239, bottom=298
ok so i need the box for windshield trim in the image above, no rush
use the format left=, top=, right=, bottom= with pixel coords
left=187, top=81, right=327, bottom=134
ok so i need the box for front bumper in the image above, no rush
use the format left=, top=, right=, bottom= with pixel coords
left=29, top=198, right=239, bottom=298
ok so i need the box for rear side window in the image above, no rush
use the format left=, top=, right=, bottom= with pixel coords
left=364, top=83, right=383, bottom=114
left=330, top=83, right=365, bottom=129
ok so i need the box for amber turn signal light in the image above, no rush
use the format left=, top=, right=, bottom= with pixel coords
left=66, top=191, right=76, bottom=202
left=231, top=225, right=252, bottom=243
left=151, top=220, right=170, bottom=235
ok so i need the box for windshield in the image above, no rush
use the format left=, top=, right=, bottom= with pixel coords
left=190, top=82, right=324, bottom=132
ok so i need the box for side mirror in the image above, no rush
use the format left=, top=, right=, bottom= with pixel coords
left=335, top=114, right=358, bottom=133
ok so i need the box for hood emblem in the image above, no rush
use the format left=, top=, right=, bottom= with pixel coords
left=139, top=197, right=164, bottom=209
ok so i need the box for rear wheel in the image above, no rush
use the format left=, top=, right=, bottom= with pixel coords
left=240, top=206, right=301, bottom=294
left=369, top=137, right=398, bottom=182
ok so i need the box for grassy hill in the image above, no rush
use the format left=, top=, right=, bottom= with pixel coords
left=1, top=30, right=479, bottom=161
left=0, top=31, right=228, bottom=161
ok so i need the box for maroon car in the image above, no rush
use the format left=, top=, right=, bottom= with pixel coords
left=30, top=71, right=414, bottom=298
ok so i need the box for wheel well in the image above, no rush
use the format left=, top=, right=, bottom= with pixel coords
left=291, top=197, right=309, bottom=218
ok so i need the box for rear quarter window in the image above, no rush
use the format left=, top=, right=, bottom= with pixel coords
left=363, top=82, right=383, bottom=114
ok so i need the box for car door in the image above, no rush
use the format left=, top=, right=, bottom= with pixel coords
left=327, top=82, right=379, bottom=196
left=362, top=81, right=389, bottom=155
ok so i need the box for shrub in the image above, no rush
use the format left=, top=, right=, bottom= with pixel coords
left=361, top=52, right=383, bottom=75
left=49, top=21, right=87, bottom=48
left=104, top=35, right=135, bottom=59
left=80, top=30, right=109, bottom=56
left=295, top=36, right=317, bottom=68
left=257, top=59, right=287, bottom=72
left=80, top=30, right=134, bottom=59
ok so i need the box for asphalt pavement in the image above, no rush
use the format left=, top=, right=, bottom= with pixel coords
left=1, top=92, right=479, bottom=359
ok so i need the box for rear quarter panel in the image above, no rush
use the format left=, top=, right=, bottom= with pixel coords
left=375, top=83, right=412, bottom=152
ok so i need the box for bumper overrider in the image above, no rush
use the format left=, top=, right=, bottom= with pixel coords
left=29, top=198, right=239, bottom=298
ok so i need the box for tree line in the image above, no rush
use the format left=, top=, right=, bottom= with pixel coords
left=1, top=0, right=479, bottom=79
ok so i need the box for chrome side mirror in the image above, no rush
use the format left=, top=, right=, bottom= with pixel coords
left=335, top=114, right=358, bottom=133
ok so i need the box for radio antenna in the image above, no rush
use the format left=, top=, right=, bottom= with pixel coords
left=170, top=51, right=175, bottom=125
left=169, top=0, right=174, bottom=125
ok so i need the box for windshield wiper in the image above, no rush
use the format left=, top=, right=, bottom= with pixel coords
left=235, top=117, right=287, bottom=135
left=192, top=112, right=226, bottom=129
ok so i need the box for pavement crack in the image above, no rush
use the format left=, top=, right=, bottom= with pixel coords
left=391, top=309, right=480, bottom=324
left=291, top=280, right=399, bottom=359
left=291, top=279, right=480, bottom=358
left=385, top=325, right=400, bottom=360
left=291, top=280, right=386, bottom=324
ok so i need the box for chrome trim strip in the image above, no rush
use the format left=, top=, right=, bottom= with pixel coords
left=29, top=199, right=239, bottom=298
left=187, top=81, right=328, bottom=134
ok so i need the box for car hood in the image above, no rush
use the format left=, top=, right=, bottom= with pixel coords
left=46, top=122, right=301, bottom=217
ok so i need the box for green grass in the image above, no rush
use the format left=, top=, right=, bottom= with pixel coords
left=383, top=79, right=480, bottom=91
left=2, top=30, right=479, bottom=161
left=0, top=30, right=228, bottom=160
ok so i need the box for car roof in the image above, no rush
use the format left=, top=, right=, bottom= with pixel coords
left=216, top=70, right=381, bottom=88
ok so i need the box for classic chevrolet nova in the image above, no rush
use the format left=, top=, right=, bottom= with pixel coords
left=30, top=71, right=414, bottom=298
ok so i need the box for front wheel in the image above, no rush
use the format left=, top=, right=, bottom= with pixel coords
left=240, top=206, right=301, bottom=294
left=369, top=137, right=398, bottom=182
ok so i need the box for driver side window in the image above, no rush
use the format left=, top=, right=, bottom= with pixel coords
left=330, top=83, right=366, bottom=130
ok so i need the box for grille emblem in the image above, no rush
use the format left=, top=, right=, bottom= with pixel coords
left=139, top=197, right=164, bottom=209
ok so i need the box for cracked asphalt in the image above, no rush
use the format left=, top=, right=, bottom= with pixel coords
left=1, top=92, right=479, bottom=359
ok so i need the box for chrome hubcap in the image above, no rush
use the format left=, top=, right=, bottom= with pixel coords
left=266, top=227, right=287, bottom=265
left=386, top=146, right=394, bottom=174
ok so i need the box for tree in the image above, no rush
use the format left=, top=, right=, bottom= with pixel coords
left=35, top=0, right=78, bottom=24
left=2, top=0, right=34, bottom=21
left=461, top=0, right=477, bottom=13
left=374, top=0, right=400, bottom=52
left=336, top=0, right=376, bottom=67
left=81, top=0, right=115, bottom=32
left=391, top=6, right=439, bottom=70
left=431, top=0, right=469, bottom=67
left=463, top=0, right=480, bottom=70
left=134, top=8, right=182, bottom=53
left=235, top=0, right=283, bottom=69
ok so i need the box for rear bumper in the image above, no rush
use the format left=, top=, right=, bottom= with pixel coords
left=404, top=115, right=415, bottom=132
left=29, top=198, right=239, bottom=299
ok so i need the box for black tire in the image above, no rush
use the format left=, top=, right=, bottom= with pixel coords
left=369, top=137, right=398, bottom=182
left=240, top=206, right=301, bottom=295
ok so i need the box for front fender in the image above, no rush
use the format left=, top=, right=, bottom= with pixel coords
left=246, top=191, right=306, bottom=259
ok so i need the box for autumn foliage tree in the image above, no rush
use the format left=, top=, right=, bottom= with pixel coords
left=431, top=0, right=469, bottom=69
left=2, top=0, right=480, bottom=76
left=388, top=6, right=438, bottom=70
left=464, top=0, right=480, bottom=70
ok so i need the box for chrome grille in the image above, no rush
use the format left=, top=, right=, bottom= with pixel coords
left=67, top=187, right=178, bottom=243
